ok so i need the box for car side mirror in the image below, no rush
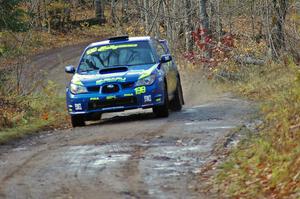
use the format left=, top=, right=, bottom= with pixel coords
left=65, top=65, right=75, bottom=74
left=160, top=54, right=172, bottom=63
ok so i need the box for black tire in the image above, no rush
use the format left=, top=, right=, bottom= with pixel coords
left=71, top=115, right=85, bottom=127
left=153, top=84, right=169, bottom=117
left=87, top=113, right=102, bottom=121
left=170, top=79, right=184, bottom=111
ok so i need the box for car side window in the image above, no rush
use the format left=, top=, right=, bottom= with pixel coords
left=154, top=40, right=166, bottom=58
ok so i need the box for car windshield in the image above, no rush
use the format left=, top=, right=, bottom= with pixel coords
left=78, top=41, right=156, bottom=73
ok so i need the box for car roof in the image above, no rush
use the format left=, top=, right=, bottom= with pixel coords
left=87, top=36, right=152, bottom=48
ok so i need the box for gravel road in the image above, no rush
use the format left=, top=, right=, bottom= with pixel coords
left=0, top=43, right=255, bottom=199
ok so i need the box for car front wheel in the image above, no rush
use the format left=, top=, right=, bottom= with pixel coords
left=153, top=85, right=169, bottom=117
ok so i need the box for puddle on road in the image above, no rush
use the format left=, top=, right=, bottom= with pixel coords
left=203, top=126, right=234, bottom=129
left=191, top=103, right=216, bottom=108
left=56, top=137, right=217, bottom=198
left=92, top=154, right=131, bottom=166
left=142, top=144, right=209, bottom=177
left=61, top=145, right=133, bottom=171
left=12, top=147, right=27, bottom=152
left=58, top=137, right=210, bottom=178
left=140, top=142, right=210, bottom=198
left=184, top=121, right=234, bottom=129
left=183, top=120, right=237, bottom=135
left=182, top=103, right=216, bottom=113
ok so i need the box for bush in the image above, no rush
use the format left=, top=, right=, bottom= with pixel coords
left=0, top=82, right=67, bottom=140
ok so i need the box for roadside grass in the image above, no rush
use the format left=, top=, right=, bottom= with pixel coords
left=0, top=81, right=68, bottom=144
left=0, top=118, right=56, bottom=144
left=215, top=58, right=300, bottom=198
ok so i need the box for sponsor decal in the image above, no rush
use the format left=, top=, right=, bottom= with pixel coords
left=138, top=64, right=159, bottom=79
left=90, top=97, right=99, bottom=101
left=124, top=93, right=134, bottom=97
left=144, top=95, right=152, bottom=103
left=86, top=44, right=138, bottom=55
left=71, top=74, right=84, bottom=86
left=86, top=47, right=97, bottom=55
left=156, top=98, right=162, bottom=102
left=71, top=80, right=84, bottom=86
left=96, top=77, right=126, bottom=85
left=74, top=103, right=82, bottom=111
left=106, top=96, right=117, bottom=100
left=98, top=44, right=138, bottom=52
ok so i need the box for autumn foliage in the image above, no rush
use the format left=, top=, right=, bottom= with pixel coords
left=184, top=28, right=234, bottom=67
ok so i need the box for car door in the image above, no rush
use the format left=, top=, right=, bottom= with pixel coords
left=154, top=40, right=174, bottom=95
left=159, top=40, right=177, bottom=94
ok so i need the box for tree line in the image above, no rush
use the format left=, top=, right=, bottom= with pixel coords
left=0, top=0, right=105, bottom=32
left=0, top=0, right=299, bottom=61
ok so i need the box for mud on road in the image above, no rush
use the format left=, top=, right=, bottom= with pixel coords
left=0, top=44, right=255, bottom=199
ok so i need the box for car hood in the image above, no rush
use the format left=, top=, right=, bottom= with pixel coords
left=71, top=64, right=159, bottom=87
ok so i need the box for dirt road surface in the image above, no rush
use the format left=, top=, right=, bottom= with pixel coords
left=0, top=43, right=255, bottom=199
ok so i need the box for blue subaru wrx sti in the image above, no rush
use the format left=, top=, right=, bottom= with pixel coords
left=65, top=36, right=184, bottom=127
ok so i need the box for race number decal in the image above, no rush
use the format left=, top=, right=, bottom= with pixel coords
left=135, top=86, right=146, bottom=95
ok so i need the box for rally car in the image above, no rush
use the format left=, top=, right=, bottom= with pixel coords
left=65, top=36, right=184, bottom=127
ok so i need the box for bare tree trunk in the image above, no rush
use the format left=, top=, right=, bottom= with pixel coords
left=199, top=0, right=211, bottom=59
left=95, top=0, right=105, bottom=25
left=147, top=0, right=163, bottom=36
left=111, top=0, right=117, bottom=24
left=122, top=0, right=129, bottom=23
left=163, top=0, right=173, bottom=42
left=143, top=0, right=150, bottom=32
left=228, top=0, right=233, bottom=33
left=271, top=0, right=287, bottom=57
left=199, top=0, right=209, bottom=33
left=250, top=0, right=255, bottom=39
left=171, top=0, right=177, bottom=43
left=43, top=0, right=51, bottom=33
left=185, top=0, right=193, bottom=51
left=215, top=0, right=222, bottom=40
left=137, top=0, right=144, bottom=23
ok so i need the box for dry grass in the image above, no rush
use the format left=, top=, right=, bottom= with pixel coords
left=0, top=81, right=68, bottom=143
left=215, top=58, right=300, bottom=198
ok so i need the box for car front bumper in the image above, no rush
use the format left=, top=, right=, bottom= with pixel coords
left=66, top=83, right=165, bottom=116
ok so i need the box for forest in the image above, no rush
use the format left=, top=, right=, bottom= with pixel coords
left=0, top=0, right=300, bottom=198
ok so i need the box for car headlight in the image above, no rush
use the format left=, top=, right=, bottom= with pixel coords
left=70, top=83, right=88, bottom=94
left=136, top=74, right=156, bottom=86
